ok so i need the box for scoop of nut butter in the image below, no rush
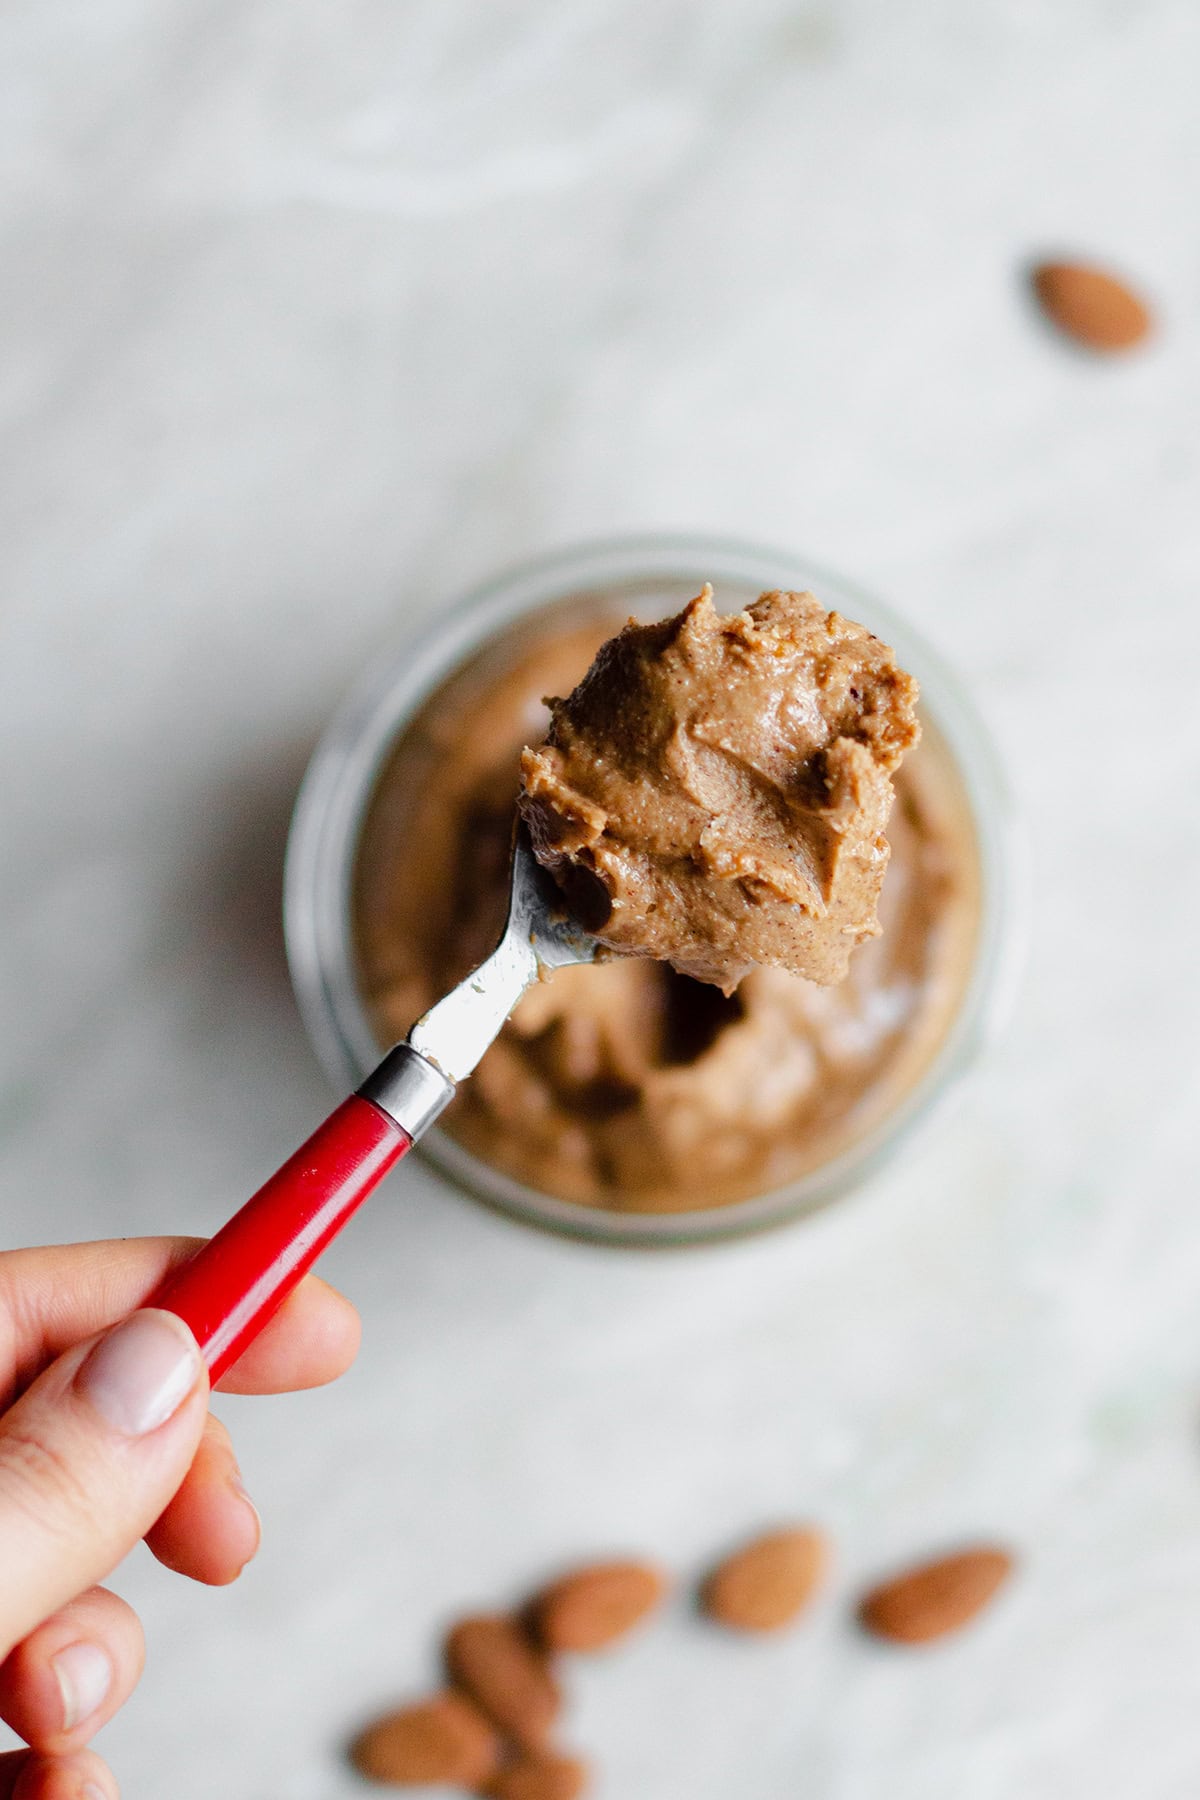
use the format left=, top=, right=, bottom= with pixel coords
left=354, top=586, right=978, bottom=1213
left=519, top=586, right=920, bottom=994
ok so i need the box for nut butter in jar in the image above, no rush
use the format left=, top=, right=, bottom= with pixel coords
left=285, top=537, right=1021, bottom=1245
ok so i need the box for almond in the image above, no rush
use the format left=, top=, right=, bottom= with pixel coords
left=533, top=1560, right=667, bottom=1653
left=349, top=1691, right=501, bottom=1788
left=1030, top=260, right=1151, bottom=352
left=445, top=1614, right=561, bottom=1751
left=486, top=1751, right=590, bottom=1800
left=702, top=1526, right=829, bottom=1632
left=858, top=1545, right=1013, bottom=1643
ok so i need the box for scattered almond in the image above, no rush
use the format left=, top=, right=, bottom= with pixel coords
left=858, top=1545, right=1013, bottom=1644
left=534, top=1560, right=667, bottom=1653
left=486, top=1751, right=590, bottom=1800
left=445, top=1614, right=561, bottom=1751
left=1030, top=259, right=1152, bottom=352
left=349, top=1691, right=501, bottom=1788
left=702, top=1526, right=829, bottom=1632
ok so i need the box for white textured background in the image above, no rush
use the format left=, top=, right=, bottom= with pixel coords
left=3, top=2, right=1200, bottom=1796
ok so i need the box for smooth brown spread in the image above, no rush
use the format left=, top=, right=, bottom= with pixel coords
left=353, top=593, right=980, bottom=1213
left=519, top=587, right=920, bottom=993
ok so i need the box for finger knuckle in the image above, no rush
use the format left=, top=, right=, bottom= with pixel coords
left=0, top=1421, right=95, bottom=1540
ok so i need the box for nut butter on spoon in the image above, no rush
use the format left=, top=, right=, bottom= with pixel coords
left=519, top=585, right=920, bottom=994
left=147, top=587, right=918, bottom=1378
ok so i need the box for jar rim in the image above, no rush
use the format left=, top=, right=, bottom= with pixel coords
left=284, top=533, right=1027, bottom=1246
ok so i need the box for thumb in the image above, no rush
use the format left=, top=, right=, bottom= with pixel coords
left=0, top=1309, right=208, bottom=1659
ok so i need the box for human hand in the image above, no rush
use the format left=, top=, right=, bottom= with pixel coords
left=0, top=1237, right=360, bottom=1798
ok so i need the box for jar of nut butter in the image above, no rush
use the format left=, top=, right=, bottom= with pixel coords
left=285, top=536, right=1022, bottom=1244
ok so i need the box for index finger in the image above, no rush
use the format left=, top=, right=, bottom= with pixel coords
left=0, top=1746, right=116, bottom=1799
left=0, top=1239, right=360, bottom=1401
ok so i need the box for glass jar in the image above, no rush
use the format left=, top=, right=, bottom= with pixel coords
left=284, top=535, right=1023, bottom=1245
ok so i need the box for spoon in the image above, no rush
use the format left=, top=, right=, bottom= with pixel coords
left=151, top=827, right=597, bottom=1381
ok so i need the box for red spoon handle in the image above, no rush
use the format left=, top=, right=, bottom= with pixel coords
left=153, top=1095, right=410, bottom=1383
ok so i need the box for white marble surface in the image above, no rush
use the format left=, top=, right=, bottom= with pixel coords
left=3, top=1, right=1200, bottom=1794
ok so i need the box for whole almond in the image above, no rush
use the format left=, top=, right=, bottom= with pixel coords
left=487, top=1751, right=590, bottom=1800
left=859, top=1546, right=1013, bottom=1644
left=534, top=1560, right=667, bottom=1653
left=1031, top=260, right=1151, bottom=352
left=349, top=1692, right=501, bottom=1788
left=446, top=1615, right=561, bottom=1750
left=702, top=1526, right=829, bottom=1632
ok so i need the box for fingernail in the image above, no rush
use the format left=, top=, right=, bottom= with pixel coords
left=75, top=1309, right=202, bottom=1437
left=229, top=1470, right=262, bottom=1564
left=51, top=1640, right=112, bottom=1731
left=81, top=1786, right=111, bottom=1800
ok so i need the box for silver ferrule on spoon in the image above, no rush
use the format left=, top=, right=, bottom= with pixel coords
left=357, top=1042, right=455, bottom=1139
